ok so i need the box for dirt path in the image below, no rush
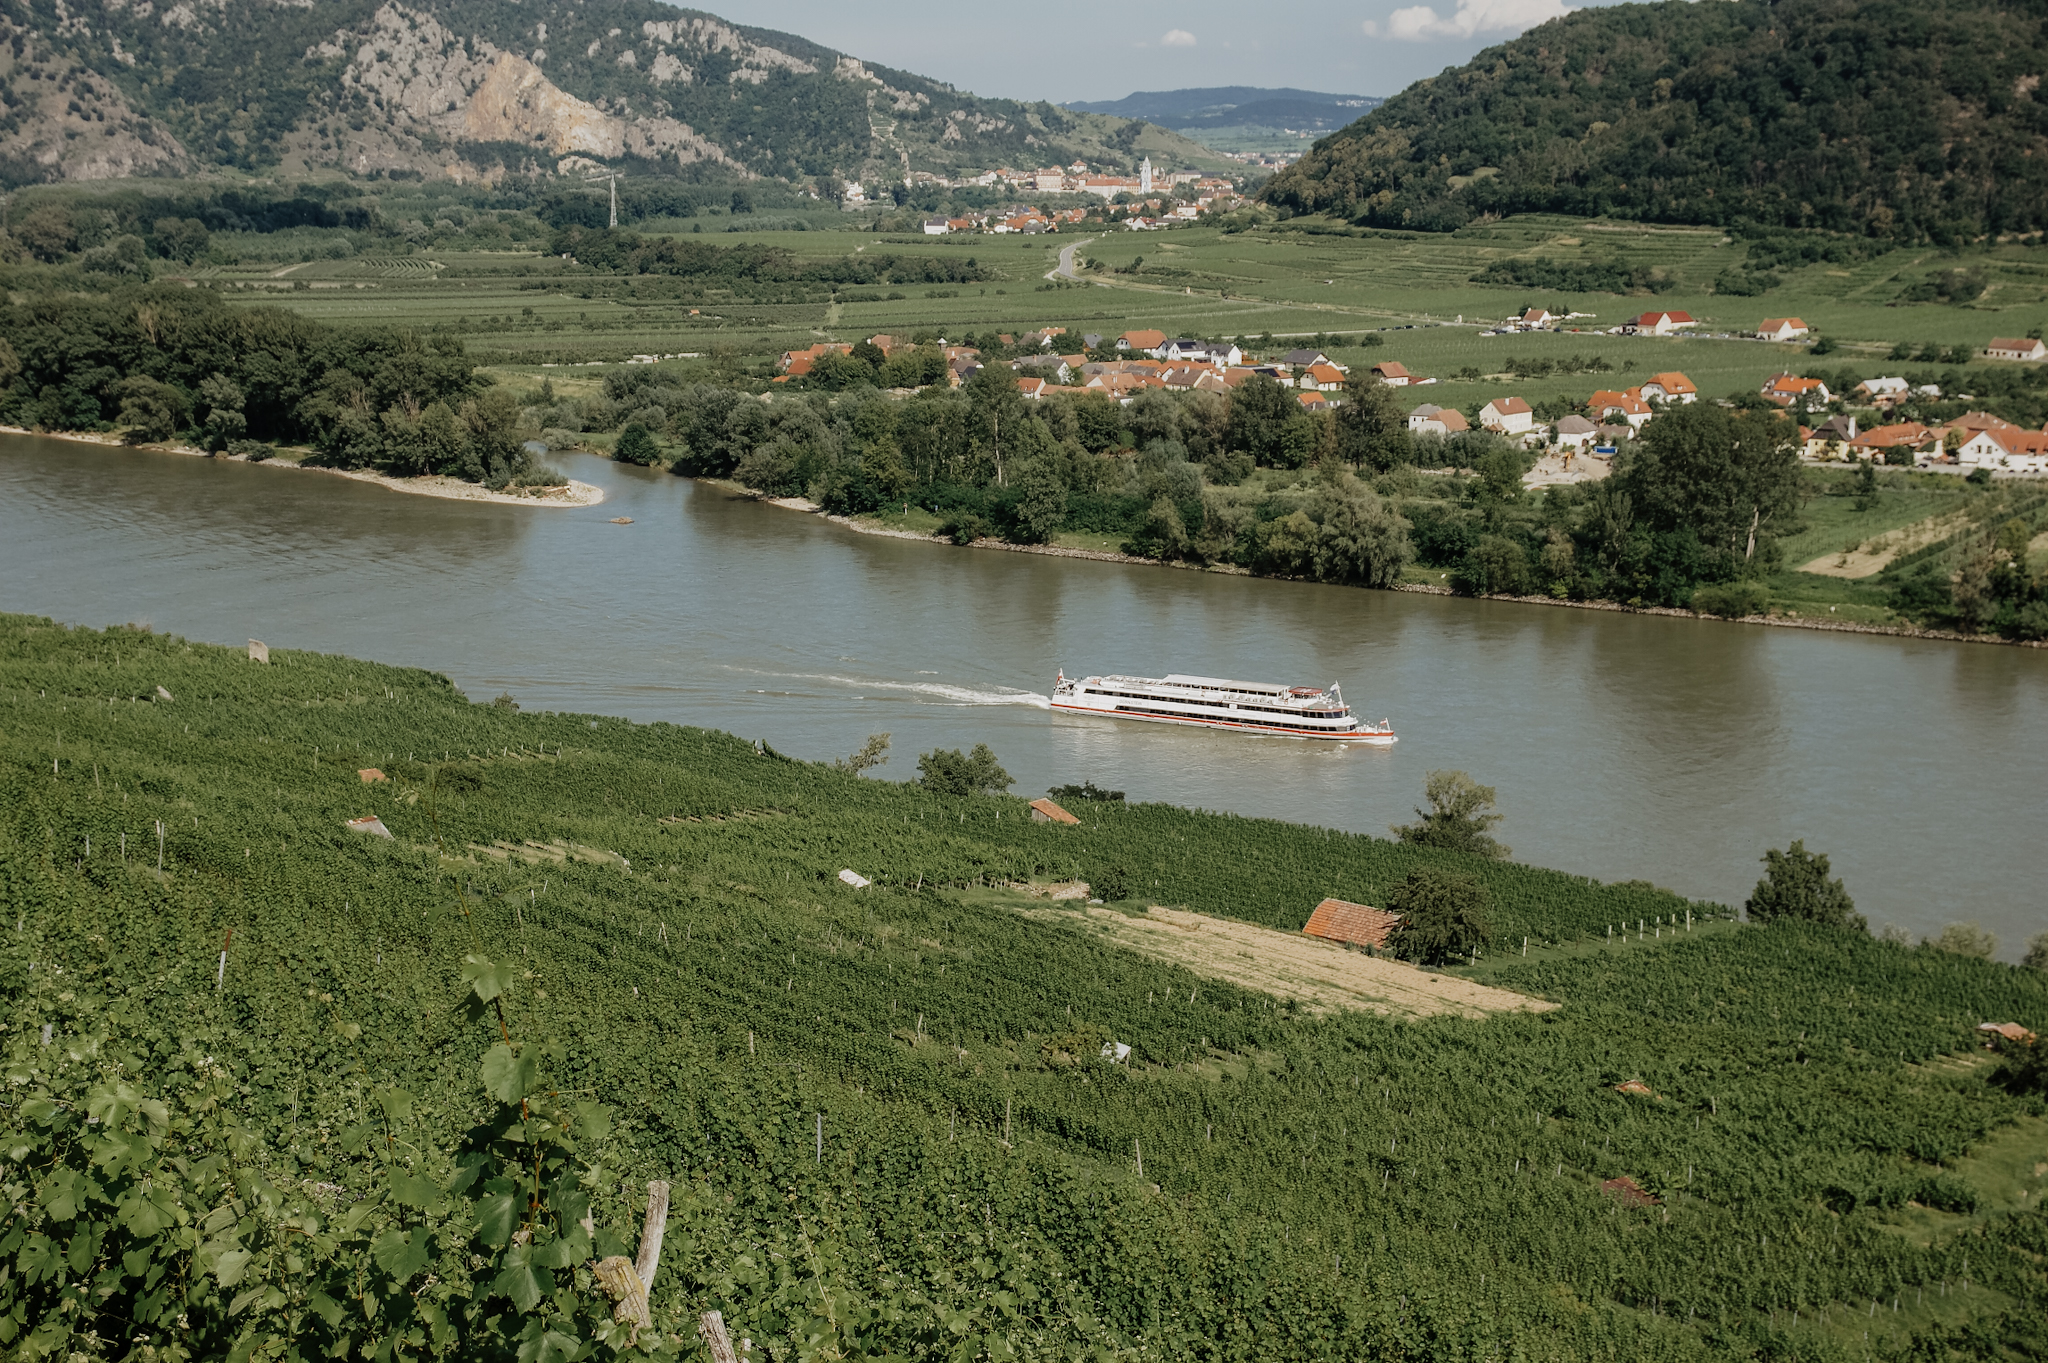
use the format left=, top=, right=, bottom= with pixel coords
left=1022, top=903, right=1558, bottom=1019
left=1801, top=511, right=1970, bottom=578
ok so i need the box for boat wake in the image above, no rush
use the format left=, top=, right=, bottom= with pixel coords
left=737, top=669, right=1052, bottom=709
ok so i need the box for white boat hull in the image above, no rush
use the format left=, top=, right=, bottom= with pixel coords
left=1051, top=698, right=1396, bottom=743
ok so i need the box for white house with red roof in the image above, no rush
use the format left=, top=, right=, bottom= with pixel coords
left=1370, top=360, right=1418, bottom=386
left=1639, top=372, right=1698, bottom=404
left=1762, top=373, right=1831, bottom=406
left=1627, top=310, right=1697, bottom=336
left=1589, top=388, right=1653, bottom=429
left=1986, top=337, right=2048, bottom=362
left=1408, top=404, right=1468, bottom=435
left=1480, top=397, right=1535, bottom=435
left=1950, top=423, right=2048, bottom=471
left=1756, top=318, right=1809, bottom=342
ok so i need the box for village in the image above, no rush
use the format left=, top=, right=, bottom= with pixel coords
left=838, top=158, right=1245, bottom=233
left=778, top=307, right=2048, bottom=478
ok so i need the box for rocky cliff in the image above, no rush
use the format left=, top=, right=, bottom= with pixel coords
left=0, top=0, right=1229, bottom=186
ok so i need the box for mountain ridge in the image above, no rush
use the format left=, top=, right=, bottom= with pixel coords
left=0, top=0, right=1232, bottom=188
left=1261, top=0, right=2048, bottom=241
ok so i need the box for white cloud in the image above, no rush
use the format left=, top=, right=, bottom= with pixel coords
left=1161, top=28, right=1197, bottom=47
left=1385, top=0, right=1572, bottom=41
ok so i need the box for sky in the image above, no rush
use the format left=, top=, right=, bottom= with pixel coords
left=697, top=0, right=1627, bottom=103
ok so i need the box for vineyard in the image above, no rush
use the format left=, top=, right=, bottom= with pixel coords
left=2, top=613, right=2044, bottom=1361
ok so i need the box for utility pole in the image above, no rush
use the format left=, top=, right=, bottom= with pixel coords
left=609, top=174, right=618, bottom=229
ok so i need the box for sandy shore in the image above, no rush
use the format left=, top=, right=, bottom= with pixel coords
left=732, top=480, right=2042, bottom=648
left=1, top=426, right=605, bottom=509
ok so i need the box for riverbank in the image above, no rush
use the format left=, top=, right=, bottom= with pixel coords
left=732, top=480, right=2042, bottom=649
left=0, top=426, right=605, bottom=508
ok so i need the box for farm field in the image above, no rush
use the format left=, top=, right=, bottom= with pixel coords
left=4, top=615, right=2045, bottom=1361
left=217, top=217, right=2048, bottom=400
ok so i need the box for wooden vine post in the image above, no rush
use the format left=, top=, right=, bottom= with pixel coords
left=698, top=1310, right=740, bottom=1363
left=593, top=1180, right=671, bottom=1345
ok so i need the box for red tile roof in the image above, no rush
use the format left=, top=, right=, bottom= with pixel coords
left=1028, top=797, right=1080, bottom=825
left=1601, top=1176, right=1659, bottom=1208
left=1302, top=898, right=1402, bottom=949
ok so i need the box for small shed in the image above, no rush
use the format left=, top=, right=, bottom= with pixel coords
left=344, top=815, right=393, bottom=840
left=1100, top=1041, right=1132, bottom=1064
left=1029, top=798, right=1080, bottom=825
left=838, top=868, right=872, bottom=889
left=1978, top=1021, right=2038, bottom=1048
left=1302, top=898, right=1402, bottom=950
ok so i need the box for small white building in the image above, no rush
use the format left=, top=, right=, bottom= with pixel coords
left=1552, top=414, right=1598, bottom=451
left=922, top=217, right=949, bottom=235
left=1408, top=404, right=1469, bottom=435
left=1480, top=397, right=1535, bottom=435
left=1757, top=317, right=1810, bottom=342
left=1986, top=337, right=2048, bottom=362
left=1952, top=425, right=2048, bottom=471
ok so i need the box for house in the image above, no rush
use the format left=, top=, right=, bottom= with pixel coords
left=1589, top=389, right=1653, bottom=429
left=1015, top=377, right=1048, bottom=401
left=1594, top=423, right=1636, bottom=447
left=1855, top=377, right=1911, bottom=407
left=1408, top=403, right=1469, bottom=435
left=1160, top=339, right=1242, bottom=367
left=1302, top=898, right=1403, bottom=951
left=1480, top=397, right=1535, bottom=435
left=1761, top=373, right=1832, bottom=406
left=1756, top=318, right=1809, bottom=342
left=1639, top=372, right=1697, bottom=404
left=1116, top=330, right=1168, bottom=356
left=1028, top=797, right=1080, bottom=825
left=1297, top=363, right=1349, bottom=392
left=1297, top=391, right=1331, bottom=410
left=922, top=217, right=950, bottom=236
left=1628, top=310, right=1696, bottom=336
left=1012, top=355, right=1073, bottom=384
left=1370, top=361, right=1417, bottom=386
left=1951, top=424, right=2048, bottom=471
left=1848, top=423, right=1940, bottom=463
left=1553, top=414, right=1599, bottom=450
left=1518, top=307, right=1559, bottom=328
left=1987, top=337, right=2048, bottom=361
left=1280, top=349, right=1333, bottom=368
left=1802, top=413, right=1859, bottom=459
left=779, top=342, right=851, bottom=374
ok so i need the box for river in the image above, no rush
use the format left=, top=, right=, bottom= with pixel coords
left=2, top=435, right=2042, bottom=957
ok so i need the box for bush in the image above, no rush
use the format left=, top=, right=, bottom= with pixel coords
left=1691, top=581, right=1769, bottom=618
left=1926, top=921, right=1997, bottom=959
left=613, top=423, right=662, bottom=466
left=941, top=512, right=992, bottom=545
left=1090, top=866, right=1131, bottom=900
left=1747, top=841, right=1863, bottom=929
left=916, top=743, right=1013, bottom=796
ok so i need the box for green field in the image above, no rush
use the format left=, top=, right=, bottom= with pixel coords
left=219, top=217, right=2048, bottom=392
left=4, top=616, right=2046, bottom=1361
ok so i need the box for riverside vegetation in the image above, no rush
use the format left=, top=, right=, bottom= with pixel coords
left=4, top=615, right=2047, bottom=1360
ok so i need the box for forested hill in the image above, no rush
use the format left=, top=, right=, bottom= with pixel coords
left=0, top=0, right=1225, bottom=188
left=1261, top=0, right=2048, bottom=241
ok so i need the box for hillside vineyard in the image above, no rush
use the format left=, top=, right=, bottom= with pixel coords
left=3, top=616, right=2045, bottom=1359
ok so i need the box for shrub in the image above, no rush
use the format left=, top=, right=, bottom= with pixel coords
left=1090, top=866, right=1132, bottom=900
left=1747, top=841, right=1863, bottom=929
left=1926, top=921, right=1997, bottom=959
left=1691, top=581, right=1769, bottom=618
left=613, top=423, right=662, bottom=466
left=916, top=743, right=1013, bottom=796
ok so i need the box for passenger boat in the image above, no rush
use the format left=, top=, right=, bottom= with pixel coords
left=1050, top=671, right=1394, bottom=742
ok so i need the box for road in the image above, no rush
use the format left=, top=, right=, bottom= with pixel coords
left=1046, top=238, right=1096, bottom=282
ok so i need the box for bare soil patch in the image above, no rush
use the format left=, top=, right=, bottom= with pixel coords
left=1802, top=511, right=1969, bottom=578
left=1021, top=903, right=1558, bottom=1019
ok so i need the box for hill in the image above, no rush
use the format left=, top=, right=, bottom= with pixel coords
left=5, top=614, right=2047, bottom=1360
left=0, top=0, right=1229, bottom=189
left=1072, top=86, right=1381, bottom=159
left=1261, top=0, right=2048, bottom=241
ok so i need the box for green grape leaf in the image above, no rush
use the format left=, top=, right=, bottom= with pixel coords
left=371, top=1226, right=431, bottom=1282
left=491, top=1246, right=547, bottom=1312
left=388, top=1167, right=440, bottom=1210
left=475, top=1185, right=521, bottom=1247
left=480, top=1043, right=541, bottom=1104
left=211, top=1247, right=253, bottom=1287
left=516, top=1327, right=585, bottom=1363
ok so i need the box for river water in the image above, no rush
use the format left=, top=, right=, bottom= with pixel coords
left=2, top=436, right=2042, bottom=956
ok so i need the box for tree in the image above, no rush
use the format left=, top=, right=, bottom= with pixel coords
left=1306, top=474, right=1413, bottom=587
left=614, top=423, right=662, bottom=466
left=2025, top=932, right=2048, bottom=973
left=1927, top=921, right=1997, bottom=959
left=197, top=373, right=247, bottom=453
left=1392, top=770, right=1510, bottom=859
left=917, top=743, right=1014, bottom=796
left=832, top=733, right=890, bottom=775
left=1009, top=458, right=1069, bottom=544
left=1385, top=866, right=1494, bottom=966
left=1745, top=840, right=1863, bottom=928
left=111, top=377, right=189, bottom=445
left=1334, top=375, right=1411, bottom=470
left=1616, top=402, right=1801, bottom=578
left=965, top=364, right=1026, bottom=485
left=1225, top=374, right=1295, bottom=466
